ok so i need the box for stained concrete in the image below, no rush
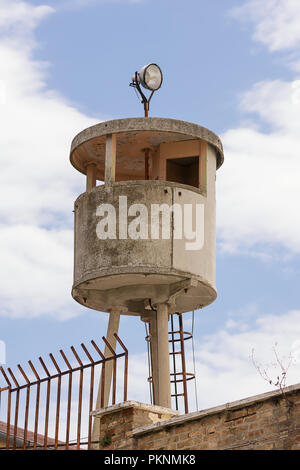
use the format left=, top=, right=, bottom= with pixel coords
left=72, top=180, right=217, bottom=316
left=70, top=117, right=224, bottom=181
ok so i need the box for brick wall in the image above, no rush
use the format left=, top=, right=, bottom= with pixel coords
left=0, top=436, right=6, bottom=450
left=93, top=383, right=300, bottom=450
left=92, top=402, right=179, bottom=450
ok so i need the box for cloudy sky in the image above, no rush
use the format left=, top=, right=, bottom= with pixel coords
left=0, top=0, right=300, bottom=413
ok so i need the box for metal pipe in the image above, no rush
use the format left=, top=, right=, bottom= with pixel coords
left=49, top=354, right=61, bottom=450
left=178, top=314, right=189, bottom=414
left=60, top=349, right=72, bottom=450
left=71, top=346, right=84, bottom=450
left=102, top=337, right=117, bottom=405
left=8, top=368, right=19, bottom=450
left=28, top=361, right=41, bottom=451
left=114, top=334, right=128, bottom=402
left=39, top=356, right=51, bottom=450
left=81, top=343, right=95, bottom=450
left=170, top=314, right=179, bottom=410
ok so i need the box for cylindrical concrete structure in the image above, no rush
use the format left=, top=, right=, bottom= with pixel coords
left=70, top=118, right=224, bottom=316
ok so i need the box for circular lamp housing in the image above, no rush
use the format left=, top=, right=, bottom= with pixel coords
left=139, top=63, right=163, bottom=91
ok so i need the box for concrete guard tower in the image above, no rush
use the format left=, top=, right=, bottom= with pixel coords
left=70, top=116, right=224, bottom=410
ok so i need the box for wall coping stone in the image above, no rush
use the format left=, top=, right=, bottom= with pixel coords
left=130, top=383, right=300, bottom=437
left=91, top=400, right=180, bottom=418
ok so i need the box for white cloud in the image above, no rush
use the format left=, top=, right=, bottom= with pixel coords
left=192, top=309, right=300, bottom=410
left=0, top=0, right=98, bottom=318
left=0, top=225, right=77, bottom=319
left=219, top=2, right=300, bottom=256
left=127, top=352, right=151, bottom=402
left=217, top=78, right=300, bottom=255
left=127, top=310, right=300, bottom=412
left=0, top=0, right=53, bottom=34
left=231, top=0, right=300, bottom=53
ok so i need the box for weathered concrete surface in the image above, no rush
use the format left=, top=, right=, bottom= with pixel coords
left=70, top=117, right=224, bottom=181
left=72, top=180, right=217, bottom=316
left=156, top=303, right=171, bottom=409
left=91, top=400, right=180, bottom=419
left=70, top=118, right=222, bottom=317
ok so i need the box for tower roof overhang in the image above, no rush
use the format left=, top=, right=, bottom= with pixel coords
left=70, top=117, right=224, bottom=182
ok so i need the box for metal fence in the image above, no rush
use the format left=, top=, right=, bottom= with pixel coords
left=0, top=334, right=128, bottom=450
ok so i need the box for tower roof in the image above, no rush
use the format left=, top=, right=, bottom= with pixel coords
left=70, top=117, right=224, bottom=182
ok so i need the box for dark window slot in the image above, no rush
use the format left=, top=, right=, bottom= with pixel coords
left=166, top=156, right=199, bottom=188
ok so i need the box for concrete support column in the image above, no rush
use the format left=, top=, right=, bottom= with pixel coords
left=86, top=162, right=97, bottom=191
left=92, top=309, right=121, bottom=447
left=105, top=133, right=116, bottom=185
left=149, top=316, right=159, bottom=406
left=101, top=310, right=121, bottom=407
left=156, top=303, right=171, bottom=409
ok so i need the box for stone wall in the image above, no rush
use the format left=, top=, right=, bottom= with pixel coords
left=92, top=402, right=179, bottom=450
left=0, top=436, right=6, bottom=450
left=93, top=383, right=300, bottom=450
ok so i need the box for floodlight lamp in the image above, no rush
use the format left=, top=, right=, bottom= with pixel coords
left=130, top=63, right=163, bottom=117
left=139, top=63, right=163, bottom=91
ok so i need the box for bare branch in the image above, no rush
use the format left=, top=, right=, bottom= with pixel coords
left=251, top=344, right=295, bottom=407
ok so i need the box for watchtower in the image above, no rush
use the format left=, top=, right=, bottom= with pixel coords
left=70, top=116, right=224, bottom=409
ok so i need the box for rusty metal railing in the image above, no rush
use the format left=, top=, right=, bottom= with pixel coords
left=0, top=334, right=128, bottom=450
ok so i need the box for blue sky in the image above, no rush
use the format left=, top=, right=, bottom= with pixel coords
left=0, top=0, right=300, bottom=411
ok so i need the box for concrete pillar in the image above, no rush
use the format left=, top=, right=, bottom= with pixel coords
left=86, top=162, right=97, bottom=191
left=100, top=310, right=121, bottom=407
left=92, top=309, right=121, bottom=446
left=105, top=133, right=116, bottom=185
left=156, top=303, right=171, bottom=409
left=149, top=315, right=159, bottom=405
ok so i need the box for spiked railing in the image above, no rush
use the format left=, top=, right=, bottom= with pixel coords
left=0, top=334, right=128, bottom=450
